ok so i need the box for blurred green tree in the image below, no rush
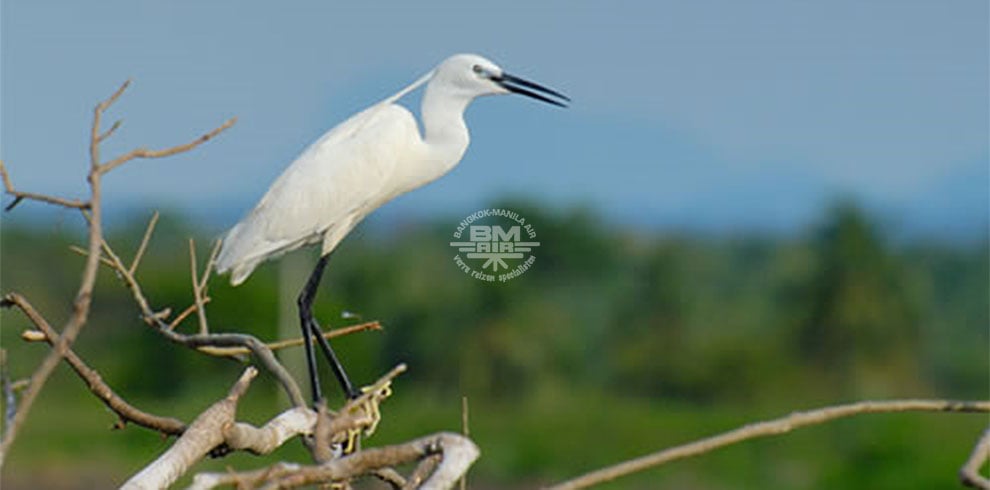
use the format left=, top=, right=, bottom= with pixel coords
left=798, top=203, right=924, bottom=397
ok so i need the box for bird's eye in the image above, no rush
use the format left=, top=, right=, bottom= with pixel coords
left=472, top=64, right=483, bottom=75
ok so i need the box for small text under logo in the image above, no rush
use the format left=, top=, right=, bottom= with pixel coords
left=449, top=208, right=539, bottom=282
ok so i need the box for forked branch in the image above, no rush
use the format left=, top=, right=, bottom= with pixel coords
left=0, top=161, right=90, bottom=211
left=0, top=79, right=233, bottom=469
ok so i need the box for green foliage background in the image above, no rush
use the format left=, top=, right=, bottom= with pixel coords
left=1, top=200, right=987, bottom=489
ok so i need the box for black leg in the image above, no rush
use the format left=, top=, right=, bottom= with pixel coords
left=309, top=315, right=360, bottom=399
left=297, top=255, right=327, bottom=404
left=297, top=254, right=359, bottom=403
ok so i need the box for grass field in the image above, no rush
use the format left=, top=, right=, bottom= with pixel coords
left=3, top=370, right=984, bottom=489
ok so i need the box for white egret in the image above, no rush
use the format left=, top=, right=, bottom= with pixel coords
left=216, top=53, right=568, bottom=404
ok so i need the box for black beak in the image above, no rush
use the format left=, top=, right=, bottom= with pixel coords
left=494, top=73, right=570, bottom=108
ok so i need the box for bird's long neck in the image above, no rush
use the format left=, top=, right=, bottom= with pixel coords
left=420, top=83, right=471, bottom=171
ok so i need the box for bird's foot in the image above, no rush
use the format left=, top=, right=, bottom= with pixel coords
left=330, top=380, right=394, bottom=455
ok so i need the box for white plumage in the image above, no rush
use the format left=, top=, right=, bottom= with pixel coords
left=216, top=53, right=567, bottom=285
left=214, top=53, right=567, bottom=403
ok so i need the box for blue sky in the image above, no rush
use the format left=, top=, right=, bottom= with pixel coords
left=2, top=1, right=987, bottom=238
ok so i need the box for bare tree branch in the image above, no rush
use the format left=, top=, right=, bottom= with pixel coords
left=459, top=396, right=469, bottom=490
left=0, top=161, right=90, bottom=211
left=3, top=292, right=186, bottom=435
left=169, top=332, right=307, bottom=409
left=194, top=321, right=382, bottom=357
left=961, top=427, right=990, bottom=489
left=190, top=432, right=480, bottom=490
left=68, top=213, right=310, bottom=408
left=3, top=81, right=483, bottom=489
left=0, top=82, right=121, bottom=467
left=270, top=433, right=479, bottom=490
left=121, top=367, right=259, bottom=490
left=169, top=302, right=205, bottom=331
left=373, top=467, right=408, bottom=489
left=547, top=399, right=990, bottom=490
left=123, top=363, right=439, bottom=489
left=187, top=462, right=305, bottom=490
left=99, top=117, right=237, bottom=174
left=0, top=80, right=233, bottom=469
left=404, top=454, right=442, bottom=490
left=129, top=210, right=160, bottom=275
left=189, top=239, right=212, bottom=334
left=223, top=406, right=317, bottom=455
left=96, top=118, right=123, bottom=143
left=61, top=207, right=381, bottom=413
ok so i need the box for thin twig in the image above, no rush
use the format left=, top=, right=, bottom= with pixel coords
left=128, top=211, right=159, bottom=275
left=91, top=230, right=306, bottom=407
left=99, top=117, right=236, bottom=174
left=168, top=302, right=207, bottom=331
left=189, top=239, right=210, bottom=335
left=201, top=239, right=221, bottom=291
left=0, top=161, right=90, bottom=211
left=96, top=119, right=123, bottom=143
left=195, top=321, right=382, bottom=357
left=68, top=245, right=116, bottom=267
left=547, top=399, right=990, bottom=490
left=90, top=79, right=131, bottom=169
left=460, top=395, right=470, bottom=490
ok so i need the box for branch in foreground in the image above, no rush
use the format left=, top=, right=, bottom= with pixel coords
left=547, top=399, right=990, bottom=490
left=119, top=363, right=466, bottom=489
left=190, top=432, right=480, bottom=490
left=960, top=427, right=990, bottom=489
left=120, top=367, right=259, bottom=490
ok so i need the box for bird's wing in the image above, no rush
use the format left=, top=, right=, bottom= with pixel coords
left=217, top=102, right=422, bottom=284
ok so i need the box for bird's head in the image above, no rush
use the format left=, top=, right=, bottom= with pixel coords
left=432, top=53, right=569, bottom=107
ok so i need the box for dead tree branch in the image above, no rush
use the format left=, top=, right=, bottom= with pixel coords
left=189, top=238, right=221, bottom=335
left=64, top=211, right=310, bottom=408
left=3, top=292, right=186, bottom=435
left=2, top=81, right=482, bottom=489
left=123, top=364, right=421, bottom=489
left=190, top=432, right=480, bottom=490
left=0, top=161, right=90, bottom=211
left=0, top=80, right=233, bottom=469
left=121, top=367, right=259, bottom=490
left=547, top=399, right=990, bottom=490
left=129, top=210, right=160, bottom=275
left=208, top=321, right=382, bottom=357
left=97, top=114, right=237, bottom=174
left=961, top=427, right=990, bottom=489
left=223, top=406, right=317, bottom=455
